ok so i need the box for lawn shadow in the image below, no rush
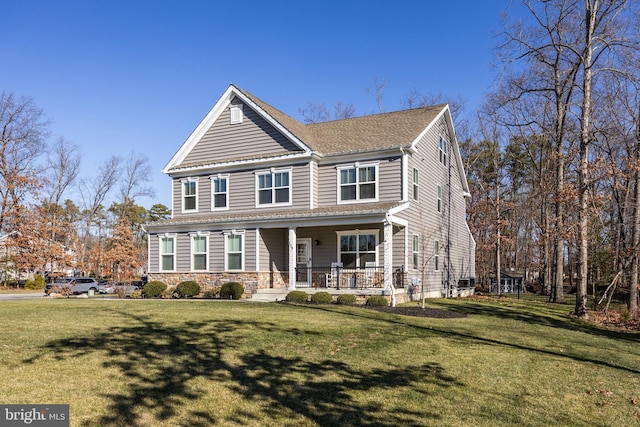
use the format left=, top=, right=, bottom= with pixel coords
left=307, top=304, right=640, bottom=375
left=429, top=298, right=640, bottom=343
left=24, top=309, right=461, bottom=426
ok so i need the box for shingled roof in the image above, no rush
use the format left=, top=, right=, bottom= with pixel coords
left=165, top=84, right=452, bottom=173
left=236, top=86, right=445, bottom=156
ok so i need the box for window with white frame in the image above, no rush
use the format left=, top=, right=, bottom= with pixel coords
left=439, top=136, right=448, bottom=166
left=412, top=234, right=420, bottom=270
left=338, top=230, right=377, bottom=268
left=191, top=234, right=208, bottom=271
left=230, top=104, right=243, bottom=124
left=225, top=232, right=244, bottom=270
left=338, top=163, right=377, bottom=202
left=182, top=179, right=198, bottom=212
left=211, top=175, right=228, bottom=209
left=257, top=169, right=290, bottom=206
left=437, top=184, right=442, bottom=213
left=434, top=239, right=440, bottom=271
left=159, top=235, right=176, bottom=271
left=413, top=168, right=419, bottom=200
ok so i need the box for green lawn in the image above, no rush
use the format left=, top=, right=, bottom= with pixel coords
left=0, top=298, right=638, bottom=426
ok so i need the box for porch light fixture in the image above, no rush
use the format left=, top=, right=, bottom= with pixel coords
left=315, top=240, right=320, bottom=246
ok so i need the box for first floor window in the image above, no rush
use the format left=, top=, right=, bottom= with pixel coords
left=338, top=230, right=377, bottom=268
left=226, top=234, right=244, bottom=270
left=413, top=235, right=420, bottom=270
left=434, top=240, right=440, bottom=271
left=191, top=235, right=208, bottom=271
left=160, top=236, right=175, bottom=271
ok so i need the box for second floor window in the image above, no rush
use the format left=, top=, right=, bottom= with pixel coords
left=183, top=180, right=198, bottom=212
left=439, top=136, right=448, bottom=166
left=413, top=168, right=419, bottom=200
left=437, top=184, right=442, bottom=213
left=212, top=176, right=228, bottom=209
left=257, top=170, right=290, bottom=205
left=339, top=164, right=377, bottom=202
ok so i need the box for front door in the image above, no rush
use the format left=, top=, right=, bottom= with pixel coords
left=296, top=238, right=312, bottom=287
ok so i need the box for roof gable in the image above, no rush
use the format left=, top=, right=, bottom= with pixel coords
left=163, top=85, right=312, bottom=173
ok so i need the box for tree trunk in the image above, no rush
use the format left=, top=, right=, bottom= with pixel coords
left=630, top=112, right=640, bottom=318
left=576, top=0, right=598, bottom=319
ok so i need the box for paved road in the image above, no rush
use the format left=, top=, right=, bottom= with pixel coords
left=0, top=293, right=45, bottom=300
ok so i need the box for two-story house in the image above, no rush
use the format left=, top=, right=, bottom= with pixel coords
left=146, top=84, right=475, bottom=300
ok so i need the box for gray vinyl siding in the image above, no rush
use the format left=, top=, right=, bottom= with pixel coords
left=399, top=114, right=474, bottom=292
left=316, top=156, right=402, bottom=207
left=175, top=233, right=191, bottom=271
left=148, top=236, right=158, bottom=272
left=259, top=228, right=287, bottom=272
left=171, top=163, right=311, bottom=218
left=148, top=229, right=258, bottom=273
left=181, top=97, right=302, bottom=166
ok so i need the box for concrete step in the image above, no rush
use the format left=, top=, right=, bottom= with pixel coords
left=249, top=288, right=290, bottom=302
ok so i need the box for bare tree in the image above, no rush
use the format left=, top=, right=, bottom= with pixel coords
left=401, top=89, right=471, bottom=142
left=366, top=76, right=387, bottom=113
left=44, top=137, right=81, bottom=209
left=117, top=152, right=155, bottom=218
left=299, top=101, right=356, bottom=124
left=576, top=0, right=631, bottom=318
left=77, top=155, right=121, bottom=272
left=0, top=92, right=49, bottom=233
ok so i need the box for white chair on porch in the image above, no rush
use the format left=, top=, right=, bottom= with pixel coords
left=364, top=262, right=376, bottom=288
left=327, top=262, right=342, bottom=288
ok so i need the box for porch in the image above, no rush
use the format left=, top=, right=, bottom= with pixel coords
left=294, top=265, right=407, bottom=290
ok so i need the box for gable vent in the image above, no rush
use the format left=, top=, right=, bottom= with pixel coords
left=230, top=104, right=243, bottom=124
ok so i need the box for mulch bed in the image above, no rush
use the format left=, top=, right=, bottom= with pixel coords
left=363, top=305, right=467, bottom=318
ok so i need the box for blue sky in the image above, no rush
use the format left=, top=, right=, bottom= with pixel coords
left=1, top=0, right=509, bottom=209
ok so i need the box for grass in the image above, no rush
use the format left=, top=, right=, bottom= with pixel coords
left=0, top=297, right=638, bottom=426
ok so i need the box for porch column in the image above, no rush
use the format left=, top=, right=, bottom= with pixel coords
left=288, top=226, right=296, bottom=290
left=383, top=220, right=393, bottom=291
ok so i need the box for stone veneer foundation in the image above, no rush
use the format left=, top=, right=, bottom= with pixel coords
left=148, top=271, right=289, bottom=295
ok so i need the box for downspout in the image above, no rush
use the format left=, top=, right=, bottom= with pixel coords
left=384, top=213, right=396, bottom=307
left=447, top=142, right=452, bottom=297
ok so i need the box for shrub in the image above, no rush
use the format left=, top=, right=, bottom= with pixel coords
left=310, top=291, right=333, bottom=304
left=130, top=289, right=143, bottom=299
left=285, top=290, right=308, bottom=303
left=143, top=280, right=167, bottom=298
left=176, top=281, right=200, bottom=297
left=366, top=295, right=389, bottom=307
left=220, top=282, right=244, bottom=300
left=336, top=294, right=357, bottom=305
left=203, top=287, right=220, bottom=299
left=24, top=275, right=46, bottom=290
left=162, top=286, right=177, bottom=299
